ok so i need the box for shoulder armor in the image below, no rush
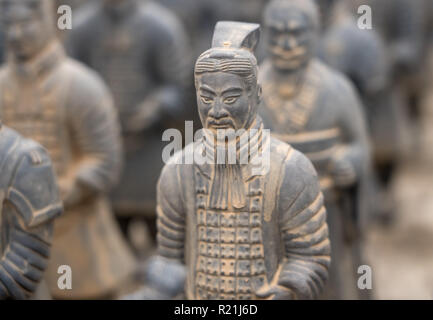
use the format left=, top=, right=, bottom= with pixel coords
left=7, top=139, right=63, bottom=228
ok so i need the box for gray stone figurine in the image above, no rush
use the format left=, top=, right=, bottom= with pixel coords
left=0, top=29, right=4, bottom=65
left=314, top=0, right=401, bottom=227
left=0, top=123, right=63, bottom=299
left=0, top=0, right=135, bottom=299
left=260, top=0, right=370, bottom=299
left=133, top=21, right=331, bottom=300
left=66, top=0, right=192, bottom=246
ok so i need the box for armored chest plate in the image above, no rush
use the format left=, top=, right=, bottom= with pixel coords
left=1, top=83, right=68, bottom=176
left=193, top=165, right=267, bottom=300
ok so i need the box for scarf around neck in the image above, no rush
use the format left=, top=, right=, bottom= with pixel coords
left=202, top=117, right=266, bottom=210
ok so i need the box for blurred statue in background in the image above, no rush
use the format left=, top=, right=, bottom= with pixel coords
left=316, top=0, right=389, bottom=119
left=365, top=0, right=426, bottom=125
left=159, top=0, right=269, bottom=61
left=0, top=124, right=63, bottom=300
left=315, top=0, right=407, bottom=226
left=132, top=21, right=331, bottom=300
left=159, top=0, right=214, bottom=59
left=0, top=29, right=4, bottom=64
left=56, top=0, right=89, bottom=9
left=207, top=0, right=269, bottom=23
left=66, top=0, right=192, bottom=254
left=260, top=0, right=370, bottom=299
left=0, top=0, right=136, bottom=299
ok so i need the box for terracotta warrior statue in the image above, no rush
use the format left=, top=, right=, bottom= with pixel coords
left=133, top=21, right=331, bottom=300
left=0, top=0, right=135, bottom=299
left=260, top=0, right=370, bottom=299
left=0, top=124, right=63, bottom=300
left=314, top=0, right=400, bottom=226
left=66, top=0, right=192, bottom=248
left=366, top=0, right=427, bottom=126
left=0, top=29, right=4, bottom=64
left=316, top=0, right=388, bottom=110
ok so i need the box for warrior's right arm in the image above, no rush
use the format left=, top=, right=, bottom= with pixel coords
left=0, top=144, right=62, bottom=299
left=63, top=68, right=122, bottom=208
left=156, top=162, right=186, bottom=263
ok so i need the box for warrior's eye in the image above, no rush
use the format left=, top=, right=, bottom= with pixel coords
left=224, top=96, right=238, bottom=104
left=201, top=96, right=213, bottom=104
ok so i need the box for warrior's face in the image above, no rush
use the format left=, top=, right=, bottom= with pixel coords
left=0, top=0, right=55, bottom=61
left=265, top=5, right=317, bottom=72
left=196, top=71, right=260, bottom=135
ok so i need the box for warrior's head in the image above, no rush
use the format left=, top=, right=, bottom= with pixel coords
left=103, top=0, right=136, bottom=16
left=0, top=0, right=56, bottom=62
left=314, top=0, right=339, bottom=28
left=264, top=0, right=319, bottom=73
left=194, top=22, right=262, bottom=135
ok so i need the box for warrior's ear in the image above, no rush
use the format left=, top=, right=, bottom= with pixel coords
left=256, top=83, right=263, bottom=104
left=212, top=21, right=261, bottom=53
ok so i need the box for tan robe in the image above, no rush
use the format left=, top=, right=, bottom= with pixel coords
left=0, top=41, right=136, bottom=299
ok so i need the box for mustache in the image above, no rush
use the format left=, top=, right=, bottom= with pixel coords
left=270, top=45, right=307, bottom=59
left=207, top=117, right=235, bottom=127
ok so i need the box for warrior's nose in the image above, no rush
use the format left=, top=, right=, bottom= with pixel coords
left=7, top=27, right=22, bottom=44
left=208, top=103, right=229, bottom=120
left=280, top=36, right=297, bottom=50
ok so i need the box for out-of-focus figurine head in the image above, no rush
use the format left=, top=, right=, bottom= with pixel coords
left=315, top=0, right=340, bottom=28
left=194, top=22, right=262, bottom=135
left=103, top=0, right=131, bottom=7
left=0, top=0, right=56, bottom=62
left=264, top=0, right=319, bottom=72
left=102, top=0, right=136, bottom=20
left=314, top=0, right=337, bottom=26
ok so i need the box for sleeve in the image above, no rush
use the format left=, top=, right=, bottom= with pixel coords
left=277, top=153, right=331, bottom=299
left=0, top=143, right=62, bottom=300
left=156, top=161, right=186, bottom=263
left=0, top=31, right=4, bottom=64
left=67, top=68, right=123, bottom=193
left=335, top=75, right=371, bottom=180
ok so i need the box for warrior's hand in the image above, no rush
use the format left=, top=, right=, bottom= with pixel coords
left=125, top=256, right=186, bottom=300
left=329, top=156, right=356, bottom=188
left=126, top=99, right=162, bottom=133
left=59, top=179, right=96, bottom=209
left=121, top=285, right=172, bottom=300
left=125, top=87, right=181, bottom=133
left=255, top=285, right=296, bottom=300
left=392, top=42, right=418, bottom=74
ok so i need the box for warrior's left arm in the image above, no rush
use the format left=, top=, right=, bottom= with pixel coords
left=257, top=151, right=331, bottom=300
left=334, top=76, right=370, bottom=185
left=65, top=70, right=122, bottom=204
left=277, top=153, right=331, bottom=299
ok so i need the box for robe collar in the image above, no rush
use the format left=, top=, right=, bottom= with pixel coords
left=10, top=40, right=64, bottom=81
